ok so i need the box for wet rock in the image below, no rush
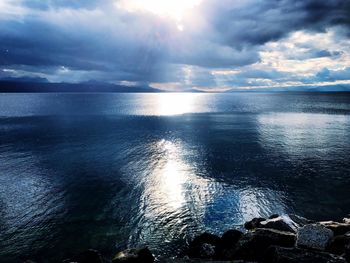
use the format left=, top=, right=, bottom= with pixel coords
left=320, top=221, right=350, bottom=236
left=259, top=215, right=297, bottom=233
left=220, top=229, right=243, bottom=245
left=244, top=217, right=266, bottom=230
left=263, top=246, right=347, bottom=263
left=75, top=249, right=103, bottom=263
left=215, top=229, right=243, bottom=260
left=269, top=214, right=280, bottom=219
left=289, top=214, right=314, bottom=227
left=345, top=243, right=350, bottom=262
left=112, top=247, right=154, bottom=263
left=232, top=228, right=296, bottom=261
left=188, top=232, right=221, bottom=259
left=199, top=243, right=216, bottom=258
left=297, top=224, right=334, bottom=251
left=327, top=234, right=350, bottom=255
left=343, top=218, right=350, bottom=224
left=164, top=259, right=257, bottom=263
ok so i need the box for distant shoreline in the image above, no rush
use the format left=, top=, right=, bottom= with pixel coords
left=1, top=80, right=350, bottom=93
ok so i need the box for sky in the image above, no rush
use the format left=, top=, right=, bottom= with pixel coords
left=0, top=0, right=350, bottom=91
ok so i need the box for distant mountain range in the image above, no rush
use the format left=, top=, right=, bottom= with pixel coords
left=0, top=78, right=162, bottom=93
left=1, top=77, right=349, bottom=92
left=226, top=85, right=350, bottom=92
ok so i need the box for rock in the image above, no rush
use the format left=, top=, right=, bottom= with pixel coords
left=263, top=246, right=347, bottom=263
left=269, top=214, right=280, bottom=219
left=345, top=243, right=350, bottom=262
left=244, top=217, right=266, bottom=230
left=232, top=229, right=296, bottom=261
left=327, top=235, right=350, bottom=255
left=215, top=229, right=243, bottom=260
left=188, top=232, right=221, bottom=259
left=112, top=247, right=154, bottom=263
left=75, top=249, right=103, bottom=263
left=199, top=243, right=216, bottom=258
left=343, top=217, right=350, bottom=224
left=320, top=221, right=350, bottom=236
left=297, top=224, right=334, bottom=251
left=259, top=215, right=297, bottom=233
left=220, top=229, right=243, bottom=245
left=164, top=259, right=257, bottom=263
left=288, top=214, right=314, bottom=227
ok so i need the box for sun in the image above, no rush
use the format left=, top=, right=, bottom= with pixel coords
left=117, top=0, right=202, bottom=21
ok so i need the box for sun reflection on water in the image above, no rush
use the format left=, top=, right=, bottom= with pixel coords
left=150, top=139, right=186, bottom=210
left=137, top=138, right=212, bottom=237
left=155, top=93, right=197, bottom=115
left=138, top=137, right=289, bottom=234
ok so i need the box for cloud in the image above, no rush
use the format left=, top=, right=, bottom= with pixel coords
left=0, top=0, right=350, bottom=90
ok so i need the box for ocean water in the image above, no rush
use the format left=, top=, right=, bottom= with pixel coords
left=0, top=92, right=350, bottom=262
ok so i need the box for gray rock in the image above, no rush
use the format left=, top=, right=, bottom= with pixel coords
left=232, top=228, right=296, bottom=261
left=215, top=229, right=243, bottom=260
left=199, top=243, right=216, bottom=258
left=345, top=243, right=350, bottom=262
left=187, top=232, right=220, bottom=259
left=244, top=217, right=266, bottom=230
left=263, top=246, right=347, bottom=263
left=320, top=221, right=350, bottom=236
left=259, top=215, right=297, bottom=233
left=297, top=224, right=334, bottom=251
left=269, top=214, right=280, bottom=219
left=289, top=214, right=314, bottom=227
left=112, top=247, right=154, bottom=263
left=327, top=234, right=350, bottom=255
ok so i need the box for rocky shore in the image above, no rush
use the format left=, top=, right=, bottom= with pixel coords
left=26, top=214, right=350, bottom=263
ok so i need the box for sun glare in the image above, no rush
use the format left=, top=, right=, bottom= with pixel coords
left=117, top=0, right=202, bottom=26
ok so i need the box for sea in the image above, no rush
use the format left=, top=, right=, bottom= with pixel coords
left=0, top=92, right=350, bottom=262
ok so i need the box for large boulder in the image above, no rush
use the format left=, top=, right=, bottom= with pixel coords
left=215, top=229, right=243, bottom=260
left=112, top=247, right=154, bottom=263
left=288, top=214, right=314, bottom=227
left=263, top=246, right=347, bottom=263
left=187, top=232, right=221, bottom=259
left=232, top=229, right=296, bottom=261
left=320, top=221, right=350, bottom=236
left=327, top=234, right=350, bottom=255
left=297, top=224, right=334, bottom=251
left=198, top=243, right=216, bottom=259
left=259, top=215, right=297, bottom=233
left=244, top=217, right=266, bottom=230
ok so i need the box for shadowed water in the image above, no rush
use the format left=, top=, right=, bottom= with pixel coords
left=0, top=92, right=350, bottom=262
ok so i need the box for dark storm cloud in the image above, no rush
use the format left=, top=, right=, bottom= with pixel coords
left=0, top=0, right=349, bottom=87
left=0, top=5, right=174, bottom=82
left=203, top=0, right=350, bottom=48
